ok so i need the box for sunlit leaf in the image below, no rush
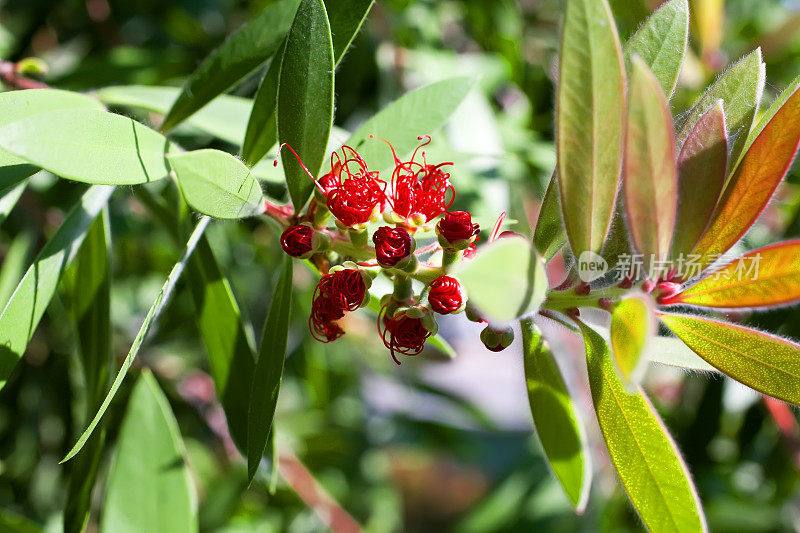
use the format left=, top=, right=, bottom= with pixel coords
left=557, top=0, right=625, bottom=255
left=663, top=241, right=800, bottom=308
left=278, top=0, right=335, bottom=209
left=340, top=77, right=474, bottom=174
left=610, top=294, right=655, bottom=387
left=624, top=0, right=688, bottom=97
left=0, top=233, right=31, bottom=310
left=623, top=56, right=676, bottom=260
left=676, top=48, right=764, bottom=174
left=101, top=371, right=197, bottom=532
left=0, top=109, right=171, bottom=185
left=64, top=211, right=111, bottom=533
left=533, top=174, right=566, bottom=262
left=0, top=178, right=28, bottom=227
left=326, top=0, right=374, bottom=63
left=672, top=101, right=727, bottom=257
left=521, top=319, right=590, bottom=511
left=661, top=314, right=800, bottom=405
left=97, top=85, right=253, bottom=146
left=0, top=185, right=113, bottom=391
left=168, top=149, right=265, bottom=219
left=62, top=217, right=210, bottom=462
left=693, top=81, right=800, bottom=263
left=454, top=236, right=547, bottom=323
left=581, top=323, right=707, bottom=532
left=160, top=0, right=300, bottom=132
left=247, top=256, right=293, bottom=481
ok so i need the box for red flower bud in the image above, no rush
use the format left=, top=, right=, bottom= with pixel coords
left=307, top=268, right=368, bottom=343
left=373, top=226, right=413, bottom=267
left=329, top=268, right=368, bottom=311
left=379, top=307, right=432, bottom=365
left=437, top=211, right=480, bottom=244
left=428, top=276, right=463, bottom=314
left=281, top=225, right=314, bottom=257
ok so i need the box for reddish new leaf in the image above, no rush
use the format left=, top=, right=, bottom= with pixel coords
left=662, top=240, right=800, bottom=308
left=672, top=101, right=727, bottom=258
left=624, top=56, right=677, bottom=260
left=692, top=83, right=800, bottom=263
left=660, top=314, right=800, bottom=405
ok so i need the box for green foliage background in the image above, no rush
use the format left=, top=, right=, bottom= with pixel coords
left=2, top=0, right=800, bottom=531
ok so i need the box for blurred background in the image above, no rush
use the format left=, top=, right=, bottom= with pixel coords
left=2, top=0, right=800, bottom=531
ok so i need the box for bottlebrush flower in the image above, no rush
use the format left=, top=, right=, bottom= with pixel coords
left=379, top=307, right=434, bottom=365
left=280, top=224, right=314, bottom=258
left=308, top=267, right=370, bottom=343
left=379, top=135, right=455, bottom=223
left=427, top=276, right=464, bottom=314
left=373, top=226, right=414, bottom=267
left=436, top=211, right=480, bottom=249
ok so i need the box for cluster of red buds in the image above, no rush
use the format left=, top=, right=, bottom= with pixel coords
left=276, top=136, right=510, bottom=364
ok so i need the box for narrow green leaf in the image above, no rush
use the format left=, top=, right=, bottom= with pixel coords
left=241, top=45, right=284, bottom=167
left=672, top=101, right=727, bottom=257
left=64, top=211, right=111, bottom=533
left=623, top=56, right=677, bottom=259
left=0, top=233, right=31, bottom=310
left=0, top=178, right=28, bottom=227
left=340, top=77, right=475, bottom=174
left=676, top=48, right=765, bottom=174
left=185, top=236, right=256, bottom=451
left=278, top=0, right=335, bottom=209
left=692, top=81, right=800, bottom=262
left=247, top=256, right=293, bottom=481
left=580, top=323, right=707, bottom=532
left=101, top=371, right=197, bottom=532
left=0, top=186, right=113, bottom=391
left=325, top=0, right=375, bottom=63
left=624, top=0, right=689, bottom=97
left=454, top=236, right=547, bottom=323
left=533, top=174, right=566, bottom=262
left=160, top=0, right=300, bottom=132
left=0, top=109, right=171, bottom=185
left=0, top=508, right=42, bottom=533
left=610, top=294, right=655, bottom=387
left=62, top=217, right=209, bottom=463
left=169, top=149, right=265, bottom=219
left=661, top=314, right=800, bottom=405
left=97, top=85, right=253, bottom=146
left=521, top=319, right=590, bottom=511
left=241, top=0, right=373, bottom=168
left=743, top=75, right=800, bottom=153
left=557, top=0, right=626, bottom=255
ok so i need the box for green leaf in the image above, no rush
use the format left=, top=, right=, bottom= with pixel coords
left=454, top=236, right=547, bottom=323
left=623, top=56, right=677, bottom=259
left=97, top=85, right=253, bottom=146
left=0, top=233, right=31, bottom=310
left=247, top=256, right=293, bottom=481
left=660, top=314, right=800, bottom=405
left=0, top=109, right=171, bottom=185
left=62, top=217, right=210, bottom=462
left=521, top=319, right=590, bottom=511
left=676, top=48, right=764, bottom=175
left=0, top=508, right=42, bottom=533
left=692, top=80, right=800, bottom=262
left=557, top=0, right=626, bottom=255
left=168, top=149, right=265, bottom=219
left=241, top=0, right=373, bottom=167
left=101, top=371, right=197, bottom=533
left=672, top=101, right=727, bottom=257
left=340, top=77, right=475, bottom=174
left=0, top=185, right=113, bottom=391
left=326, top=0, right=375, bottom=63
left=533, top=174, right=566, bottom=262
left=744, top=75, right=800, bottom=152
left=624, top=0, right=688, bottom=97
left=580, top=323, right=707, bottom=533
left=185, top=236, right=256, bottom=451
left=160, top=0, right=300, bottom=132
left=278, top=0, right=335, bottom=209
left=241, top=46, right=284, bottom=167
left=0, top=178, right=28, bottom=227
left=64, top=211, right=111, bottom=533
left=610, top=294, right=655, bottom=387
